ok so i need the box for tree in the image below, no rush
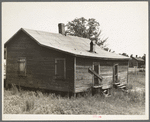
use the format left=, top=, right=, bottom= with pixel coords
left=122, top=53, right=129, bottom=57
left=65, top=17, right=108, bottom=46
left=130, top=54, right=133, bottom=58
left=103, top=47, right=109, bottom=51
left=142, top=54, right=146, bottom=61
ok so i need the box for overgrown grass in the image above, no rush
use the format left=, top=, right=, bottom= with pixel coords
left=128, top=71, right=145, bottom=89
left=4, top=71, right=145, bottom=115
left=4, top=87, right=145, bottom=114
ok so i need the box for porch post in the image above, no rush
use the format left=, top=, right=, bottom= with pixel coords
left=74, top=57, right=76, bottom=97
left=127, top=61, right=129, bottom=84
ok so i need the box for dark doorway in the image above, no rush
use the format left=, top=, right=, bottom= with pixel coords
left=113, top=64, right=118, bottom=82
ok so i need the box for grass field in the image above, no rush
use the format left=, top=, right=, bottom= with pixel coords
left=3, top=71, right=145, bottom=115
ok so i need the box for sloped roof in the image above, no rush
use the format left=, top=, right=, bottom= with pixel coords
left=5, top=28, right=130, bottom=60
left=132, top=57, right=144, bottom=62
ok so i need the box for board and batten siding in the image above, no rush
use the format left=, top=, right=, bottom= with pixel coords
left=6, top=30, right=74, bottom=92
left=75, top=57, right=128, bottom=93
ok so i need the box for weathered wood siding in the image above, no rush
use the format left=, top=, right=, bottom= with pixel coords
left=75, top=57, right=128, bottom=93
left=100, top=62, right=113, bottom=86
left=6, top=30, right=74, bottom=92
left=75, top=58, right=93, bottom=92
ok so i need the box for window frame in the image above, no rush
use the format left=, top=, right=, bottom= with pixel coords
left=113, top=63, right=118, bottom=82
left=17, top=57, right=26, bottom=77
left=92, top=62, right=101, bottom=86
left=55, top=58, right=66, bottom=79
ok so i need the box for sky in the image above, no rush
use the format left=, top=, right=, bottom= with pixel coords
left=2, top=2, right=148, bottom=57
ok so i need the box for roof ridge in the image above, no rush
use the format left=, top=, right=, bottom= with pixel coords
left=5, top=28, right=130, bottom=60
left=22, top=28, right=57, bottom=35
left=22, top=28, right=92, bottom=41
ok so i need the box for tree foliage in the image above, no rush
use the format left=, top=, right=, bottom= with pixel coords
left=65, top=17, right=108, bottom=46
left=122, top=53, right=129, bottom=57
left=142, top=54, right=146, bottom=61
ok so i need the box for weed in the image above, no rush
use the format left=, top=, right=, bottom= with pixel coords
left=10, top=84, right=19, bottom=95
left=23, top=99, right=35, bottom=112
left=126, top=83, right=133, bottom=89
left=4, top=71, right=145, bottom=115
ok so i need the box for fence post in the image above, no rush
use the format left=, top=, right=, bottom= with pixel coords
left=134, top=66, right=137, bottom=81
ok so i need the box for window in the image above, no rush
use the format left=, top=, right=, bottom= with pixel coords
left=55, top=58, right=66, bottom=79
left=17, top=58, right=26, bottom=76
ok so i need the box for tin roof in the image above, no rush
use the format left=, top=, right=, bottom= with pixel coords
left=5, top=28, right=130, bottom=60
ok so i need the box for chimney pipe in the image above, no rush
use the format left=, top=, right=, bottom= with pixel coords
left=58, top=23, right=65, bottom=35
left=136, top=55, right=138, bottom=58
left=90, top=40, right=96, bottom=53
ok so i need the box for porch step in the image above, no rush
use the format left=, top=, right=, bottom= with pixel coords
left=120, top=86, right=126, bottom=89
left=102, top=85, right=111, bottom=89
left=113, top=82, right=128, bottom=93
left=114, top=82, right=120, bottom=85
left=93, top=85, right=102, bottom=89
left=118, top=84, right=125, bottom=87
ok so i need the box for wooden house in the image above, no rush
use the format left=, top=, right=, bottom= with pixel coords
left=129, top=56, right=145, bottom=68
left=4, top=23, right=130, bottom=95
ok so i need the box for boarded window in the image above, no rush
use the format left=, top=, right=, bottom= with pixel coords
left=18, top=58, right=26, bottom=76
left=55, top=58, right=66, bottom=79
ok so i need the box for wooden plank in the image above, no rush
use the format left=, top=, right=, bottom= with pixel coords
left=118, top=84, right=125, bottom=87
left=76, top=70, right=90, bottom=73
left=93, top=85, right=102, bottom=88
left=74, top=57, right=76, bottom=93
left=114, top=82, right=120, bottom=85
left=120, top=86, right=126, bottom=89
left=6, top=47, right=7, bottom=78
left=127, top=61, right=129, bottom=83
left=76, top=65, right=91, bottom=68
left=88, top=68, right=103, bottom=80
left=100, top=73, right=112, bottom=75
left=75, top=86, right=90, bottom=93
left=102, top=75, right=112, bottom=78
left=92, top=64, right=94, bottom=86
left=76, top=85, right=91, bottom=88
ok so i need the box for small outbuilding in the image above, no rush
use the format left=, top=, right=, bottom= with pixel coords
left=4, top=23, right=130, bottom=94
left=129, top=56, right=145, bottom=68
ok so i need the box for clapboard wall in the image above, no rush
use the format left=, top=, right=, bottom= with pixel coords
left=75, top=57, right=128, bottom=93
left=6, top=30, right=74, bottom=92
